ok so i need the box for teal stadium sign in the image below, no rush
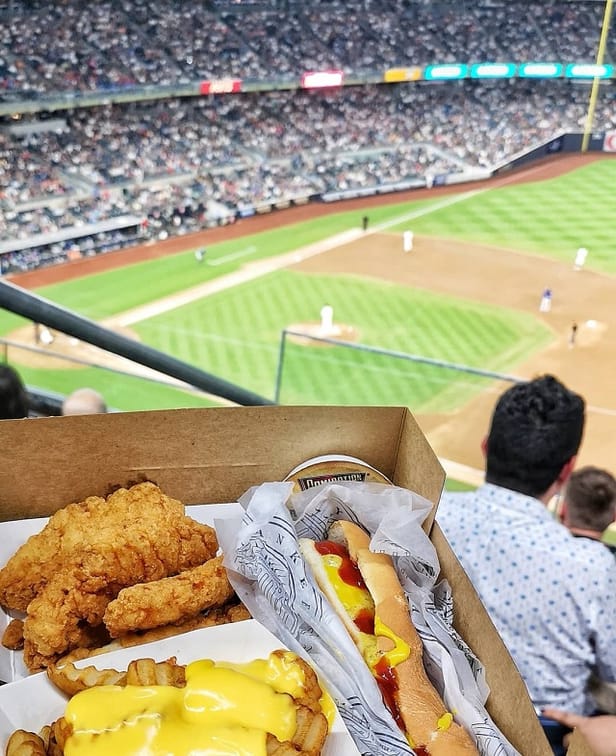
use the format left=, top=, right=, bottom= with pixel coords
left=420, top=62, right=613, bottom=81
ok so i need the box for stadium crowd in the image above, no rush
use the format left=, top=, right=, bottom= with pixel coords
left=1, top=0, right=615, bottom=273
left=0, top=1, right=608, bottom=94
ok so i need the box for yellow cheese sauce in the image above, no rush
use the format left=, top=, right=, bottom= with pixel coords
left=321, top=553, right=375, bottom=620
left=64, top=652, right=313, bottom=756
left=319, top=552, right=410, bottom=671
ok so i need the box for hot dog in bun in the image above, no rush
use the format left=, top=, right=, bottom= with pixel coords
left=299, top=520, right=478, bottom=756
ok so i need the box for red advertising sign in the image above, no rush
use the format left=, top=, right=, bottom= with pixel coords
left=200, top=79, right=242, bottom=95
left=603, top=131, right=616, bottom=152
left=300, top=70, right=344, bottom=89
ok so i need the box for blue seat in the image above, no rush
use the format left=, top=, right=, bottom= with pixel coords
left=539, top=715, right=571, bottom=756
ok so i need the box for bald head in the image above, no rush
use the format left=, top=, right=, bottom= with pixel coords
left=62, top=388, right=107, bottom=416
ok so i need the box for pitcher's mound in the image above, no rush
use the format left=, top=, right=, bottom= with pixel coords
left=287, top=322, right=359, bottom=347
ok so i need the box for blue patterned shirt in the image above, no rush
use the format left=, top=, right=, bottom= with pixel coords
left=437, top=483, right=616, bottom=714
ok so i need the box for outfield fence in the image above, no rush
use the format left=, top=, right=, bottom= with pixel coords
left=274, top=329, right=521, bottom=410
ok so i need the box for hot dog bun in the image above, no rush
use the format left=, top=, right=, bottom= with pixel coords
left=299, top=520, right=478, bottom=756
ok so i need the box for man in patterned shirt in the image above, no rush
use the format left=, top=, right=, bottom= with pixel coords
left=437, top=375, right=616, bottom=750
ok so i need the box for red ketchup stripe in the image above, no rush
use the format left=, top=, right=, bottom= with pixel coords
left=354, top=607, right=375, bottom=634
left=373, top=659, right=429, bottom=754
left=314, top=540, right=375, bottom=632
left=314, top=541, right=367, bottom=588
left=374, top=657, right=403, bottom=730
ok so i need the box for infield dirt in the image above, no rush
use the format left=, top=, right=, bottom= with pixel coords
left=7, top=153, right=616, bottom=476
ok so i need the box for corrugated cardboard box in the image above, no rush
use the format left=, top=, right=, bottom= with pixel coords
left=0, top=406, right=584, bottom=755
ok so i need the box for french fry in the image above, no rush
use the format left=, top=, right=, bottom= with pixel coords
left=36, top=726, right=50, bottom=751
left=49, top=719, right=70, bottom=755
left=4, top=729, right=46, bottom=756
left=291, top=705, right=329, bottom=755
left=266, top=706, right=328, bottom=756
left=277, top=652, right=322, bottom=713
left=46, top=658, right=127, bottom=697
left=125, top=657, right=186, bottom=687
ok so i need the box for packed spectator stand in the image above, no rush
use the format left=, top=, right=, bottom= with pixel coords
left=0, top=1, right=609, bottom=92
left=1, top=0, right=615, bottom=274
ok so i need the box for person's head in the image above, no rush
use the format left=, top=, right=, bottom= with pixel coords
left=484, top=374, right=585, bottom=499
left=62, top=387, right=107, bottom=416
left=561, top=466, right=616, bottom=535
left=0, top=364, right=29, bottom=420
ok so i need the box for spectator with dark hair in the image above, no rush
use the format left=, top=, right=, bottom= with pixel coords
left=0, top=364, right=29, bottom=420
left=560, top=466, right=616, bottom=555
left=436, top=375, right=616, bottom=755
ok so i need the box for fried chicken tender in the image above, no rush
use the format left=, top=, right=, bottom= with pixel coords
left=16, top=482, right=218, bottom=670
left=47, top=601, right=251, bottom=661
left=0, top=482, right=218, bottom=613
left=103, top=555, right=235, bottom=637
left=0, top=495, right=106, bottom=612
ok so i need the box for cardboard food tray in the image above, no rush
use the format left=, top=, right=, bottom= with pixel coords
left=0, top=619, right=358, bottom=755
left=0, top=405, right=576, bottom=755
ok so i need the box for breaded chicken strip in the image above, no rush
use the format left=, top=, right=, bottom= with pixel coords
left=0, top=495, right=106, bottom=612
left=103, top=555, right=235, bottom=637
left=0, top=482, right=218, bottom=613
left=15, top=483, right=218, bottom=670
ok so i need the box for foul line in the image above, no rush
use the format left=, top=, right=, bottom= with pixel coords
left=105, top=189, right=485, bottom=329
left=104, top=228, right=362, bottom=328
left=208, top=245, right=257, bottom=266
left=373, top=187, right=487, bottom=232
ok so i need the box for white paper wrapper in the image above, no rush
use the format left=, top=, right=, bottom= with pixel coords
left=0, top=619, right=359, bottom=755
left=0, top=503, right=243, bottom=682
left=217, top=481, right=521, bottom=756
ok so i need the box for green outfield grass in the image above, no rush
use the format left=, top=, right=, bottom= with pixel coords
left=2, top=159, right=613, bottom=411
left=604, top=527, right=616, bottom=546
left=444, top=479, right=476, bottom=492
left=394, top=160, right=616, bottom=272
left=133, top=270, right=547, bottom=406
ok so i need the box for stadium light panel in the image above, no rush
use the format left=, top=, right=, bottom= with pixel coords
left=423, top=64, right=467, bottom=80
left=470, top=63, right=516, bottom=79
left=565, top=63, right=613, bottom=78
left=518, top=63, right=563, bottom=78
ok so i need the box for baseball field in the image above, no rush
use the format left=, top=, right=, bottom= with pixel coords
left=3, top=153, right=616, bottom=477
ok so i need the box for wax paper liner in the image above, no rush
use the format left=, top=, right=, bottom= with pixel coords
left=217, top=481, right=520, bottom=756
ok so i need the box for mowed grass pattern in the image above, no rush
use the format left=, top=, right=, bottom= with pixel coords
left=3, top=159, right=614, bottom=411
left=398, top=160, right=616, bottom=271
left=133, top=270, right=549, bottom=407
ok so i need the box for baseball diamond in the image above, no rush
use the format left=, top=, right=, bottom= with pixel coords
left=3, top=153, right=616, bottom=479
